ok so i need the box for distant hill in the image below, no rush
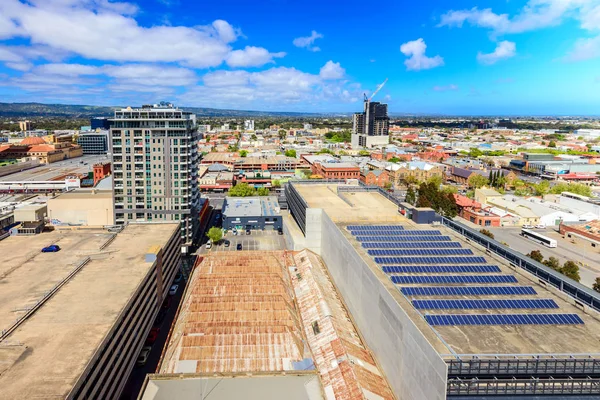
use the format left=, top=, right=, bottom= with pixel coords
left=0, top=102, right=325, bottom=118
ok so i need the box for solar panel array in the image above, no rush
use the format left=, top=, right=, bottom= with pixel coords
left=368, top=248, right=473, bottom=256
left=362, top=242, right=462, bottom=249
left=413, top=299, right=558, bottom=310
left=347, top=224, right=584, bottom=327
left=383, top=265, right=501, bottom=274
left=425, top=314, right=583, bottom=326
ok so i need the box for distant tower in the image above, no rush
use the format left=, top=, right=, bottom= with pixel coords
left=351, top=99, right=390, bottom=149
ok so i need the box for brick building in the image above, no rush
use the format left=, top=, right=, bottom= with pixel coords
left=311, top=162, right=360, bottom=180
left=360, top=169, right=389, bottom=187
left=93, top=162, right=111, bottom=186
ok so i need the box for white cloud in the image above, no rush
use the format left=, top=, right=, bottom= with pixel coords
left=400, top=38, right=444, bottom=71
left=226, top=46, right=285, bottom=68
left=293, top=30, right=324, bottom=51
left=433, top=84, right=459, bottom=92
left=319, top=61, right=345, bottom=80
left=564, top=35, right=600, bottom=61
left=0, top=0, right=279, bottom=68
left=477, top=41, right=516, bottom=65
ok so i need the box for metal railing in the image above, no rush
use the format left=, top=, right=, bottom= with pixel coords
left=447, top=376, right=600, bottom=396
left=441, top=217, right=600, bottom=312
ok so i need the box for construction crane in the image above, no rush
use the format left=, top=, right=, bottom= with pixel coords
left=364, top=78, right=388, bottom=101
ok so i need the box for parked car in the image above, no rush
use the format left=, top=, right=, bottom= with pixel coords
left=145, top=328, right=160, bottom=345
left=41, top=245, right=60, bottom=253
left=155, top=309, right=167, bottom=324
left=169, top=284, right=179, bottom=296
left=236, top=243, right=243, bottom=251
left=136, top=346, right=152, bottom=366
left=246, top=229, right=251, bottom=235
left=523, top=224, right=533, bottom=229
left=224, top=240, right=230, bottom=248
left=232, top=228, right=238, bottom=236
left=205, top=241, right=212, bottom=249
left=174, top=273, right=183, bottom=284
left=277, top=229, right=283, bottom=235
left=535, top=224, right=546, bottom=229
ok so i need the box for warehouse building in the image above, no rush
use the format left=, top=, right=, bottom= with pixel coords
left=284, top=182, right=600, bottom=399
left=0, top=223, right=181, bottom=400
left=222, top=196, right=282, bottom=231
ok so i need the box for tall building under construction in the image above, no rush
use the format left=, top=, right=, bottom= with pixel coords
left=351, top=99, right=390, bottom=149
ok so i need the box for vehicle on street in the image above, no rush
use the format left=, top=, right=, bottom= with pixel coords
left=162, top=297, right=172, bottom=310
left=136, top=346, right=152, bottom=366
left=277, top=229, right=283, bottom=235
left=522, top=224, right=533, bottom=229
left=232, top=228, right=238, bottom=236
left=224, top=240, right=230, bottom=248
left=41, top=245, right=60, bottom=253
left=205, top=241, right=212, bottom=249
left=174, top=273, right=183, bottom=283
left=145, top=328, right=160, bottom=345
left=169, top=284, right=179, bottom=296
left=155, top=309, right=167, bottom=324
left=521, top=229, right=557, bottom=248
left=246, top=229, right=251, bottom=235
left=535, top=224, right=546, bottom=229
left=236, top=243, right=243, bottom=251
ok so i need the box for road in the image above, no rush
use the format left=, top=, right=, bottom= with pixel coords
left=120, top=272, right=188, bottom=399
left=488, top=226, right=600, bottom=288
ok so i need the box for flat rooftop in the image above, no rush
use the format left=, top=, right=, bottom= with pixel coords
left=0, top=154, right=109, bottom=182
left=294, top=184, right=600, bottom=356
left=294, top=183, right=406, bottom=224
left=0, top=223, right=179, bottom=399
left=223, top=196, right=280, bottom=218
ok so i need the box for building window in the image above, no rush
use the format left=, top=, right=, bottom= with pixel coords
left=485, top=220, right=491, bottom=226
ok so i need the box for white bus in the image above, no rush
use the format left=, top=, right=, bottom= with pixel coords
left=521, top=229, right=557, bottom=248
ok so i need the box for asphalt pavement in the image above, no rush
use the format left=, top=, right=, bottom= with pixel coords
left=488, top=226, right=600, bottom=288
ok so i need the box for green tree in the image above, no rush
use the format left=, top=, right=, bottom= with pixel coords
left=239, top=150, right=248, bottom=157
left=559, top=260, right=580, bottom=282
left=251, top=134, right=257, bottom=141
left=494, top=175, right=506, bottom=189
left=527, top=250, right=544, bottom=263
left=384, top=181, right=393, bottom=190
left=256, top=187, right=270, bottom=196
left=469, top=148, right=483, bottom=158
left=388, top=157, right=400, bottom=163
left=284, top=149, right=297, bottom=158
left=548, top=140, right=557, bottom=148
left=416, top=181, right=458, bottom=218
left=488, top=170, right=494, bottom=186
left=543, top=256, right=561, bottom=271
left=358, top=150, right=370, bottom=157
left=271, top=179, right=281, bottom=188
left=228, top=182, right=256, bottom=197
left=427, top=174, right=443, bottom=188
left=405, top=186, right=417, bottom=205
left=549, top=183, right=592, bottom=197
left=467, top=174, right=488, bottom=189
left=278, top=129, right=287, bottom=140
left=533, top=180, right=550, bottom=196
left=479, top=229, right=495, bottom=239
left=593, top=277, right=600, bottom=293
left=206, top=227, right=223, bottom=244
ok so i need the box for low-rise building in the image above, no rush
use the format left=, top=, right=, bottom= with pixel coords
left=47, top=189, right=114, bottom=226
left=78, top=131, right=109, bottom=154
left=360, top=169, right=389, bottom=187
left=386, top=161, right=443, bottom=186
left=311, top=161, right=360, bottom=180
left=0, top=137, right=83, bottom=164
left=222, top=196, right=282, bottom=231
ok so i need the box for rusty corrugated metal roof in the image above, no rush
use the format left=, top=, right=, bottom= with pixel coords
left=160, top=251, right=309, bottom=375
left=292, top=250, right=396, bottom=400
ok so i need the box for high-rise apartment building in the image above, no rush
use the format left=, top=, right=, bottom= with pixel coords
left=110, top=104, right=200, bottom=251
left=244, top=119, right=255, bottom=131
left=19, top=120, right=31, bottom=131
left=351, top=100, right=390, bottom=149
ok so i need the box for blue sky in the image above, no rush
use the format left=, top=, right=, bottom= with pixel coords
left=0, top=0, right=599, bottom=115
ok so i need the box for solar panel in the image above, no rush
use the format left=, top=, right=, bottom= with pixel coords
left=382, top=265, right=502, bottom=273
left=401, top=286, right=537, bottom=296
left=391, top=275, right=518, bottom=284
left=413, top=299, right=559, bottom=310
left=375, top=256, right=487, bottom=264
left=356, top=235, right=452, bottom=242
left=368, top=249, right=473, bottom=256
left=347, top=225, right=405, bottom=231
left=425, top=313, right=584, bottom=326
left=362, top=242, right=462, bottom=249
left=350, top=229, right=442, bottom=236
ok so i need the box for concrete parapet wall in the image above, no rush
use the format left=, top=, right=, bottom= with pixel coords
left=318, top=211, right=447, bottom=400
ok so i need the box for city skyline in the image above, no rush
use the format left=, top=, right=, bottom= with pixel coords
left=0, top=0, right=599, bottom=115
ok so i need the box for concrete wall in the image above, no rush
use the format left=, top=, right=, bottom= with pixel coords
left=317, top=211, right=447, bottom=400
left=48, top=194, right=114, bottom=226
left=0, top=158, right=40, bottom=177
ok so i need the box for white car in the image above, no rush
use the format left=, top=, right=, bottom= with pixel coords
left=523, top=224, right=533, bottom=229
left=535, top=224, right=546, bottom=229
left=136, top=346, right=152, bottom=366
left=169, top=284, right=179, bottom=296
left=205, top=241, right=212, bottom=249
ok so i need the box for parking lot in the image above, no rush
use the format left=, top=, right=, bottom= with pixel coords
left=200, top=229, right=286, bottom=253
